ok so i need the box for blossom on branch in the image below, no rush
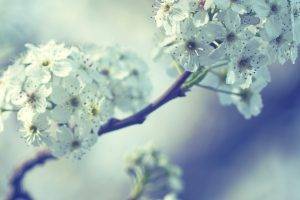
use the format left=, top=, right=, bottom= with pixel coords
left=0, top=42, right=152, bottom=159
left=154, top=0, right=300, bottom=118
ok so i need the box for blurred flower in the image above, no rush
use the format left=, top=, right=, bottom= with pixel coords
left=93, top=46, right=152, bottom=113
left=52, top=126, right=98, bottom=160
left=126, top=144, right=183, bottom=200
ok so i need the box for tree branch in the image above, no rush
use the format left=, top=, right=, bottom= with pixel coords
left=7, top=151, right=55, bottom=200
left=98, top=71, right=192, bottom=135
left=6, top=71, right=192, bottom=200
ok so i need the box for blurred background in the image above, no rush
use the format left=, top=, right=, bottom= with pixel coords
left=0, top=0, right=300, bottom=199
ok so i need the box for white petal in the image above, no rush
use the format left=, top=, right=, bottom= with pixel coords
left=52, top=61, right=72, bottom=77
left=226, top=70, right=236, bottom=85
left=50, top=86, right=69, bottom=105
left=51, top=105, right=71, bottom=123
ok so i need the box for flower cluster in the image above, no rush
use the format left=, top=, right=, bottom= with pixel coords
left=154, top=0, right=300, bottom=118
left=0, top=41, right=152, bottom=159
left=126, top=144, right=183, bottom=200
left=91, top=46, right=152, bottom=113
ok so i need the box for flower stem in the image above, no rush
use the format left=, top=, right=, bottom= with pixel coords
left=196, top=83, right=241, bottom=96
left=6, top=71, right=192, bottom=199
left=128, top=176, right=147, bottom=200
left=0, top=108, right=18, bottom=112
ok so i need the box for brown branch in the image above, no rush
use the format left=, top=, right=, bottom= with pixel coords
left=98, top=71, right=192, bottom=135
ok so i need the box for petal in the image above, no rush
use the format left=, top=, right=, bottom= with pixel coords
left=219, top=9, right=241, bottom=32
left=17, top=107, right=35, bottom=122
left=51, top=105, right=71, bottom=123
left=226, top=70, right=236, bottom=85
left=52, top=61, right=72, bottom=77
left=62, top=76, right=84, bottom=95
left=49, top=86, right=69, bottom=105
left=11, top=91, right=27, bottom=106
left=25, top=66, right=51, bottom=84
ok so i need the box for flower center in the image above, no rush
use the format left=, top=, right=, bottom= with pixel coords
left=119, top=54, right=127, bottom=60
left=186, top=40, right=197, bottom=51
left=42, top=60, right=50, bottom=67
left=238, top=57, right=251, bottom=69
left=70, top=97, right=80, bottom=108
left=164, top=4, right=171, bottom=12
left=270, top=3, right=279, bottom=14
left=71, top=140, right=81, bottom=149
left=240, top=89, right=252, bottom=102
left=100, top=69, right=110, bottom=76
left=28, top=94, right=37, bottom=104
left=131, top=69, right=139, bottom=76
left=226, top=32, right=236, bottom=43
left=275, top=34, right=284, bottom=45
left=91, top=107, right=99, bottom=116
left=29, top=125, right=38, bottom=133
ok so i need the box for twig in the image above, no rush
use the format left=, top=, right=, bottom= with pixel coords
left=7, top=151, right=56, bottom=200
left=196, top=84, right=241, bottom=96
left=98, top=71, right=192, bottom=135
left=6, top=71, right=192, bottom=200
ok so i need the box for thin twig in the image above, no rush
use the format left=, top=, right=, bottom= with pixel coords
left=7, top=151, right=56, bottom=200
left=98, top=71, right=192, bottom=135
left=6, top=71, right=192, bottom=200
left=196, top=83, right=241, bottom=96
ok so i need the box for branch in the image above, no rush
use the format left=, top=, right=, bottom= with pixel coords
left=98, top=71, right=192, bottom=135
left=7, top=151, right=55, bottom=200
left=6, top=71, right=192, bottom=199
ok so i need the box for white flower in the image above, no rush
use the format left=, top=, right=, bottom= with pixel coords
left=79, top=84, right=113, bottom=132
left=213, top=0, right=250, bottom=13
left=0, top=42, right=127, bottom=158
left=201, top=67, right=237, bottom=106
left=226, top=39, right=270, bottom=88
left=291, top=0, right=300, bottom=44
left=23, top=40, right=72, bottom=83
left=126, top=144, right=183, bottom=199
left=261, top=16, right=296, bottom=64
left=19, top=113, right=51, bottom=146
left=10, top=79, right=52, bottom=119
left=168, top=19, right=216, bottom=71
left=51, top=126, right=97, bottom=160
left=252, top=0, right=289, bottom=20
left=68, top=47, right=101, bottom=84
left=231, top=77, right=268, bottom=119
left=50, top=76, right=85, bottom=123
left=0, top=61, right=26, bottom=104
left=212, top=9, right=255, bottom=59
left=95, top=46, right=152, bottom=113
left=153, top=0, right=187, bottom=31
left=111, top=76, right=151, bottom=113
left=188, top=0, right=209, bottom=27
